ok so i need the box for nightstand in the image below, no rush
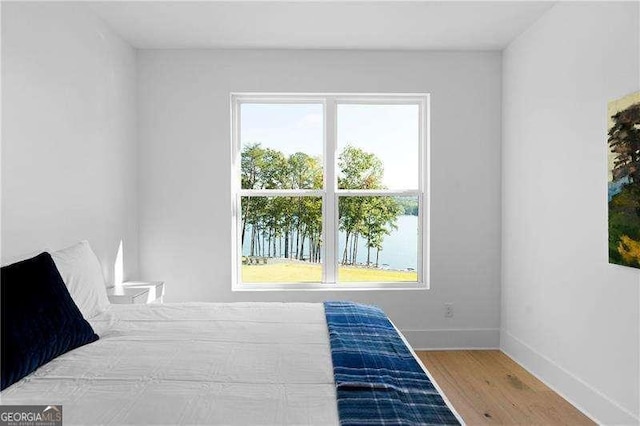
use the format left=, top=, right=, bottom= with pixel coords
left=120, top=281, right=165, bottom=304
left=107, top=286, right=150, bottom=304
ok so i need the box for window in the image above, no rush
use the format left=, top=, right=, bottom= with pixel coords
left=231, top=93, right=429, bottom=290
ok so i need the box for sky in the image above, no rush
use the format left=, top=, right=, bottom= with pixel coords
left=241, top=103, right=420, bottom=189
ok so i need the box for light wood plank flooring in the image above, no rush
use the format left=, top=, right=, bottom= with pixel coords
left=416, top=350, right=595, bottom=425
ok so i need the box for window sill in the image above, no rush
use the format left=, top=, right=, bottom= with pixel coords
left=232, top=282, right=428, bottom=291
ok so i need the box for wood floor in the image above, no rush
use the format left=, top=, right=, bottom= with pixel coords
left=416, top=350, right=595, bottom=425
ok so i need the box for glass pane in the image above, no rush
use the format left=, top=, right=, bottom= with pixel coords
left=338, top=196, right=418, bottom=282
left=337, top=104, right=419, bottom=190
left=240, top=103, right=323, bottom=189
left=241, top=196, right=323, bottom=283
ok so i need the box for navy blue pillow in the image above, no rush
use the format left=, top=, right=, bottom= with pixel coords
left=1, top=252, right=99, bottom=390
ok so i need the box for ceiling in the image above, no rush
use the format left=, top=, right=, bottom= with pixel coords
left=90, top=1, right=556, bottom=51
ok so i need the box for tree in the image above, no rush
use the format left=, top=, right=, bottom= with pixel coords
left=241, top=143, right=401, bottom=269
left=609, top=103, right=640, bottom=186
left=240, top=143, right=266, bottom=246
left=241, top=143, right=265, bottom=190
left=286, top=153, right=322, bottom=259
left=261, top=149, right=288, bottom=189
left=338, top=145, right=384, bottom=190
left=337, top=145, right=400, bottom=266
left=360, top=197, right=402, bottom=267
left=339, top=197, right=364, bottom=264
left=338, top=146, right=382, bottom=264
left=287, top=152, right=322, bottom=190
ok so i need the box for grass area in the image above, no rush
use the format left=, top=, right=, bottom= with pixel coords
left=241, top=261, right=417, bottom=283
left=339, top=265, right=417, bottom=282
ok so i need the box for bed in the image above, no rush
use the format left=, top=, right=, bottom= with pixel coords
left=1, top=242, right=463, bottom=425
left=2, top=301, right=462, bottom=425
left=3, top=302, right=337, bottom=424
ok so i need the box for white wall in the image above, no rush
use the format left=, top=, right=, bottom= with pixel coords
left=137, top=49, right=502, bottom=349
left=1, top=2, right=139, bottom=284
left=502, top=2, right=640, bottom=423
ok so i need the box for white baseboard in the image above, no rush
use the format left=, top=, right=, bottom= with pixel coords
left=401, top=328, right=500, bottom=350
left=501, top=330, right=639, bottom=425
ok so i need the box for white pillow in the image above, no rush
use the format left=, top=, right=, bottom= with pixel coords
left=51, top=241, right=109, bottom=319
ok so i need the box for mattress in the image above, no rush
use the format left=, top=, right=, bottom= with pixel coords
left=0, top=302, right=461, bottom=425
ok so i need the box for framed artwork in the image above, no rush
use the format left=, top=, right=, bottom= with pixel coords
left=608, top=91, right=640, bottom=269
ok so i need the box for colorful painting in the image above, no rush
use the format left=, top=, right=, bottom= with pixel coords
left=608, top=91, right=640, bottom=269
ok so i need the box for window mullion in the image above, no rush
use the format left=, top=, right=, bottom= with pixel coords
left=323, top=98, right=338, bottom=284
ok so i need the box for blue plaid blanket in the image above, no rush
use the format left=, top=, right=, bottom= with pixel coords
left=324, top=301, right=460, bottom=426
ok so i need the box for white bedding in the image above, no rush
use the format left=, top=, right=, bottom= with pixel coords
left=1, top=303, right=339, bottom=425
left=1, top=302, right=462, bottom=425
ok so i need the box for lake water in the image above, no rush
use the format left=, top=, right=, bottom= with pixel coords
left=243, top=215, right=418, bottom=270
left=338, top=215, right=417, bottom=270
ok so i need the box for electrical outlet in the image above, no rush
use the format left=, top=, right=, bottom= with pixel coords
left=444, top=303, right=454, bottom=318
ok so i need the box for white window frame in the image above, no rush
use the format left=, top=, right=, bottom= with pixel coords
left=230, top=93, right=430, bottom=291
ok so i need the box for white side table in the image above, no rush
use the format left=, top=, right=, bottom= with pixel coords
left=121, top=281, right=165, bottom=304
left=107, top=286, right=149, bottom=304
